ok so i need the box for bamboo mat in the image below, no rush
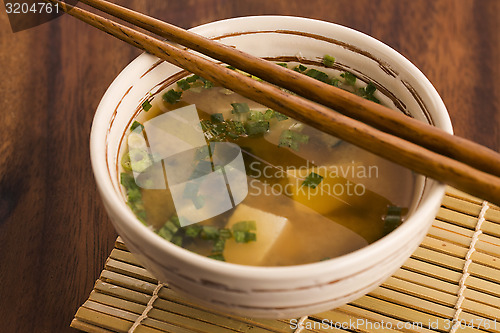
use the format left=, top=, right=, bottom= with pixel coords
left=72, top=187, right=500, bottom=333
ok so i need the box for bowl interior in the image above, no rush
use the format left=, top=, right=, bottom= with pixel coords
left=91, top=15, right=450, bottom=284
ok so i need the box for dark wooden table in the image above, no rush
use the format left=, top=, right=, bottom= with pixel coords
left=0, top=1, right=498, bottom=332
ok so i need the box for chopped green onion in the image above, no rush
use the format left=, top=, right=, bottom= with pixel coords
left=341, top=71, right=357, bottom=86
left=134, top=209, right=147, bottom=223
left=171, top=235, right=183, bottom=247
left=199, top=77, right=214, bottom=88
left=164, top=220, right=179, bottom=234
left=121, top=172, right=147, bottom=223
left=157, top=227, right=173, bottom=241
left=208, top=253, right=225, bottom=261
left=365, top=82, right=377, bottom=95
left=329, top=78, right=340, bottom=87
left=231, top=103, right=250, bottom=114
left=233, top=230, right=246, bottom=243
left=214, top=123, right=227, bottom=134
left=120, top=172, right=140, bottom=195
left=170, top=216, right=180, bottom=227
left=276, top=62, right=288, bottom=67
left=141, top=100, right=152, bottom=111
left=154, top=214, right=260, bottom=260
left=248, top=110, right=264, bottom=121
left=302, top=172, right=324, bottom=188
left=130, top=120, right=144, bottom=132
left=244, top=120, right=269, bottom=136
left=186, top=74, right=199, bottom=83
left=278, top=130, right=309, bottom=151
left=210, top=113, right=224, bottom=123
left=189, top=82, right=203, bottom=90
left=231, top=221, right=257, bottom=243
left=121, top=152, right=133, bottom=171
left=384, top=206, right=404, bottom=235
left=356, top=82, right=380, bottom=103
left=227, top=120, right=245, bottom=136
left=366, top=95, right=380, bottom=103
left=264, top=109, right=275, bottom=120
left=323, top=54, right=336, bottom=67
left=249, top=109, right=276, bottom=121
left=199, top=120, right=211, bottom=132
left=357, top=83, right=377, bottom=97
left=157, top=216, right=181, bottom=241
left=225, top=122, right=245, bottom=139
left=232, top=220, right=257, bottom=232
left=201, top=226, right=219, bottom=240
left=245, top=232, right=257, bottom=242
left=233, top=230, right=256, bottom=243
left=126, top=188, right=142, bottom=202
left=162, top=89, right=182, bottom=104
left=156, top=215, right=185, bottom=243
left=305, top=69, right=329, bottom=83
left=200, top=119, right=227, bottom=142
left=126, top=149, right=152, bottom=173
left=120, top=172, right=139, bottom=191
left=212, top=238, right=226, bottom=252
left=294, top=64, right=307, bottom=72
left=219, top=228, right=232, bottom=239
left=274, top=111, right=288, bottom=121
left=176, top=79, right=191, bottom=91
left=184, top=225, right=201, bottom=238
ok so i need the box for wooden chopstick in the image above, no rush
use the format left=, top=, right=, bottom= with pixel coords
left=77, top=0, right=500, bottom=180
left=49, top=0, right=500, bottom=206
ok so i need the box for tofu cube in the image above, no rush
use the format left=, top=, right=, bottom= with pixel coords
left=223, top=204, right=289, bottom=266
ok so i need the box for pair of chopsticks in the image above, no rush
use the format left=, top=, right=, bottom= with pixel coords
left=49, top=0, right=500, bottom=206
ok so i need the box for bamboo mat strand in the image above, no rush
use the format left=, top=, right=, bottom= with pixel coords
left=449, top=201, right=489, bottom=333
left=72, top=188, right=500, bottom=333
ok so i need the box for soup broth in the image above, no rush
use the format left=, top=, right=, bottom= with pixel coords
left=119, top=61, right=416, bottom=266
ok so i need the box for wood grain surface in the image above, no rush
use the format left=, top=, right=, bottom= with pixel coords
left=0, top=1, right=498, bottom=332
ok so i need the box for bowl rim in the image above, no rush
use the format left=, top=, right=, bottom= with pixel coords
left=90, top=15, right=451, bottom=280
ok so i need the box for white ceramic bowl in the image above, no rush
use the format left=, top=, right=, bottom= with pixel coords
left=90, top=16, right=451, bottom=318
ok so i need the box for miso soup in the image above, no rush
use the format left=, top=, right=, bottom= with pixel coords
left=119, top=61, right=416, bottom=266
